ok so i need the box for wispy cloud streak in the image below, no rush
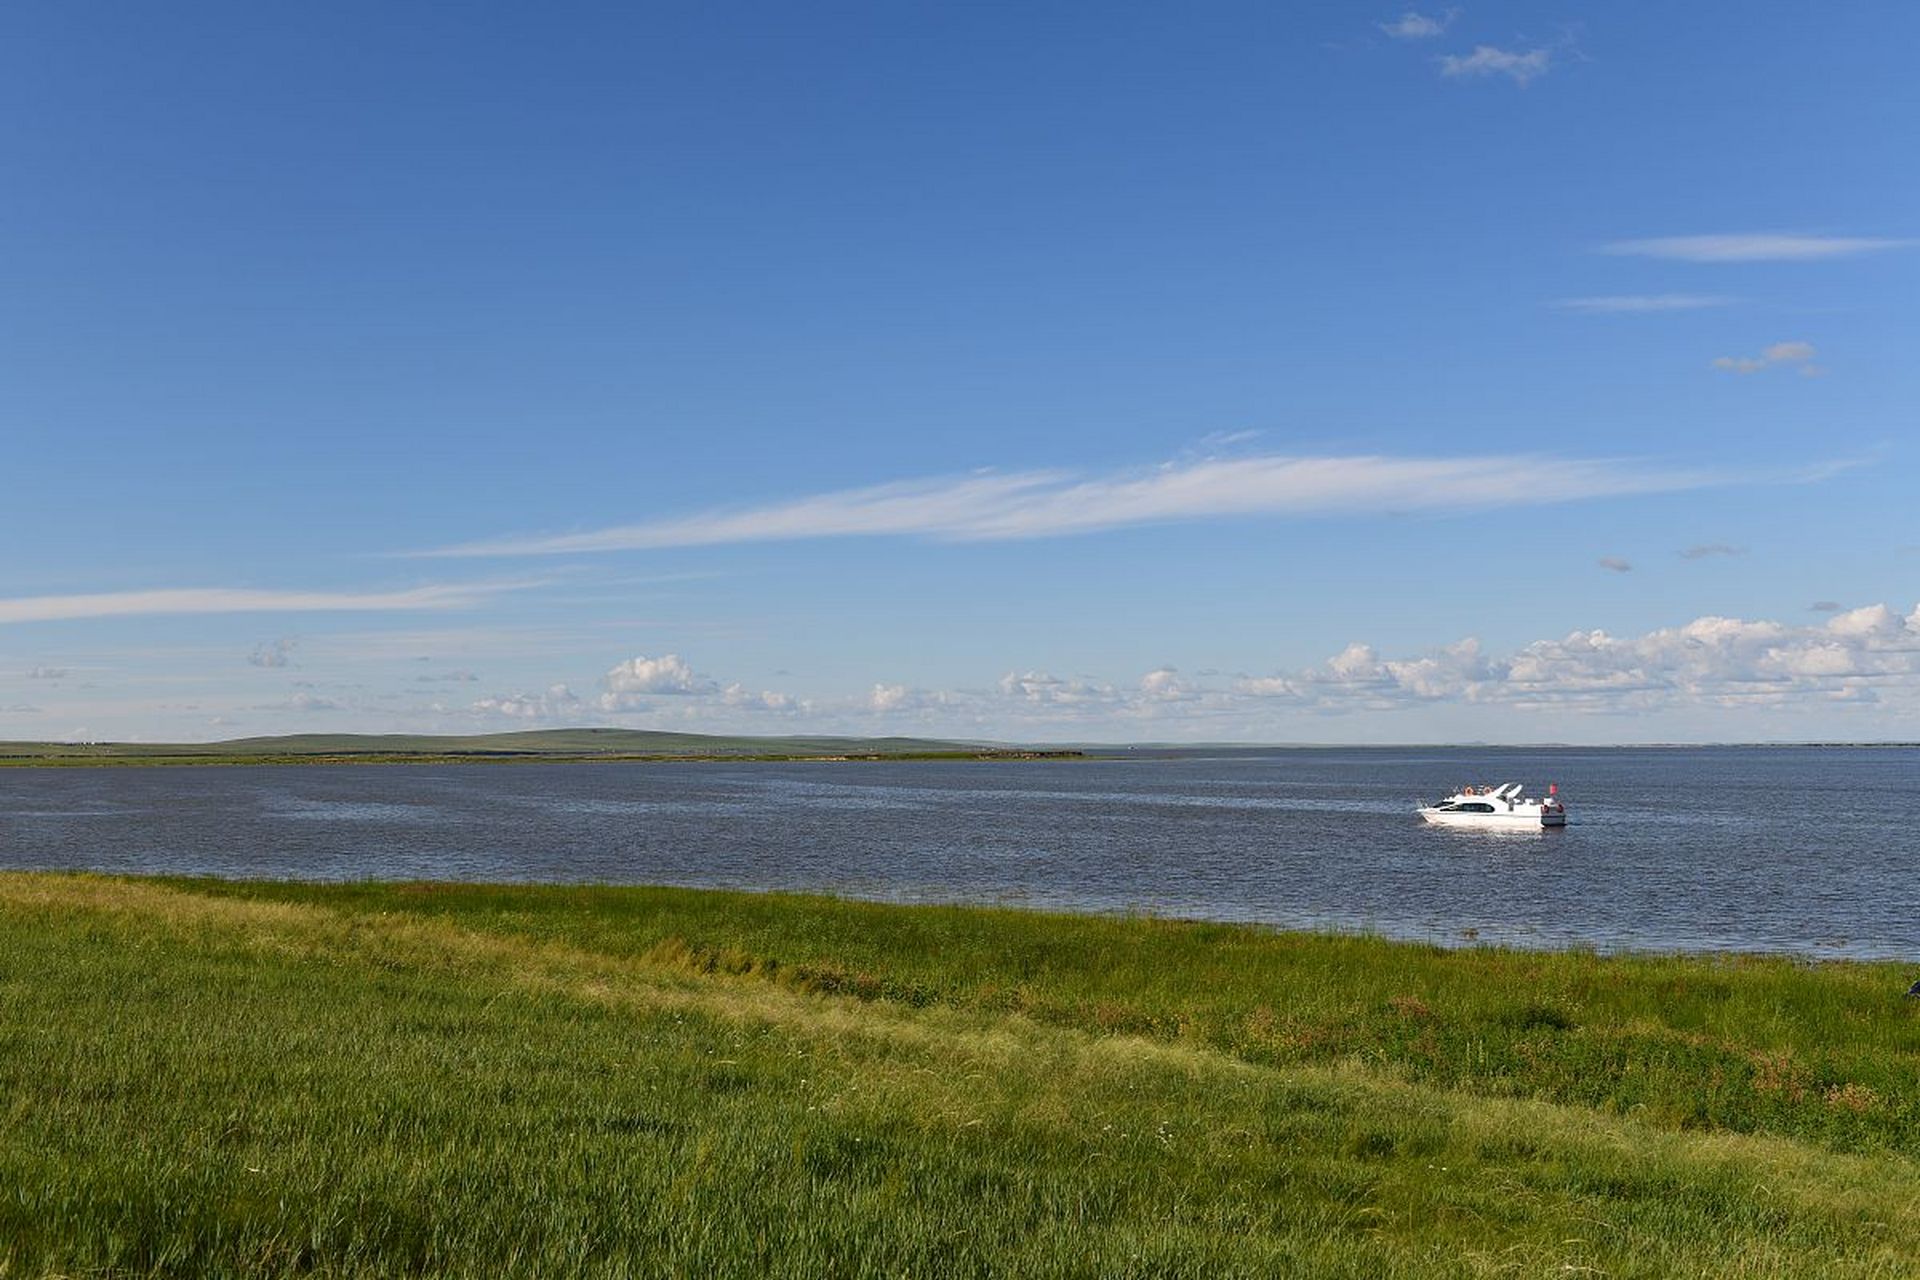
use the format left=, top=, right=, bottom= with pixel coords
left=1601, top=234, right=1913, bottom=263
left=419, top=452, right=1842, bottom=557
left=1553, top=294, right=1735, bottom=314
left=0, top=582, right=533, bottom=625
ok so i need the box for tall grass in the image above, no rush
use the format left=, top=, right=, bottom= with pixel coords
left=3, top=873, right=1917, bottom=1277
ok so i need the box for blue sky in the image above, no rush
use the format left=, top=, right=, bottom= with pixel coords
left=3, top=1, right=1916, bottom=742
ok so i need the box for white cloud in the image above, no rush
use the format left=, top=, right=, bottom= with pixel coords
left=1205, top=606, right=1920, bottom=719
left=1597, top=557, right=1633, bottom=573
left=1139, top=666, right=1199, bottom=701
left=847, top=604, right=1920, bottom=734
left=602, top=653, right=715, bottom=698
left=868, top=683, right=913, bottom=713
left=0, top=582, right=533, bottom=626
left=1553, top=294, right=1735, bottom=314
left=1378, top=10, right=1453, bottom=39
left=998, top=670, right=1121, bottom=707
left=397, top=602, right=1920, bottom=740
left=469, top=654, right=799, bottom=723
left=1438, top=45, right=1551, bottom=85
left=721, top=682, right=801, bottom=713
left=25, top=665, right=69, bottom=679
left=418, top=452, right=1827, bottom=557
left=1713, top=341, right=1821, bottom=376
left=472, top=685, right=580, bottom=721
left=248, top=637, right=298, bottom=668
left=1601, top=234, right=1913, bottom=263
left=256, top=691, right=342, bottom=714
left=865, top=682, right=972, bottom=715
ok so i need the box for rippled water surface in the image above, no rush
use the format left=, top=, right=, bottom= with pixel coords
left=3, top=747, right=1915, bottom=957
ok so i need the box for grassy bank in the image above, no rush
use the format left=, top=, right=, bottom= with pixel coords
left=3, top=876, right=1917, bottom=1276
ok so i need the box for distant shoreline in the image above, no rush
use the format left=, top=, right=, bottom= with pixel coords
left=0, top=748, right=1087, bottom=769
left=0, top=728, right=1912, bottom=769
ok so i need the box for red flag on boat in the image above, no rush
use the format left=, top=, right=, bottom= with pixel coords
left=1548, top=783, right=1558, bottom=795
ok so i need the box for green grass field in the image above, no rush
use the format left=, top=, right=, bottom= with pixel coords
left=3, top=875, right=1918, bottom=1276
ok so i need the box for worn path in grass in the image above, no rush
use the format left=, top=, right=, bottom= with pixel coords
left=2, top=874, right=1918, bottom=1277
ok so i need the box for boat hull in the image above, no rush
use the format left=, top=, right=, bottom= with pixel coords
left=1419, top=808, right=1566, bottom=828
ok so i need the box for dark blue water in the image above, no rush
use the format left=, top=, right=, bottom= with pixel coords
left=2, top=747, right=1915, bottom=958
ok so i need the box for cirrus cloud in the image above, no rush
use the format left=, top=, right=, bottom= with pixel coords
left=1553, top=294, right=1736, bottom=314
left=416, top=451, right=1841, bottom=558
left=0, top=581, right=537, bottom=626
left=1601, top=234, right=1914, bottom=263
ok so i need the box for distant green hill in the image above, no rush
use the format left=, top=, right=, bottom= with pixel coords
left=0, top=728, right=1062, bottom=766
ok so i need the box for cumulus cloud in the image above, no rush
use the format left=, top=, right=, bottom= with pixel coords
left=472, top=685, right=580, bottom=720
left=470, top=608, right=1920, bottom=737
left=249, top=637, right=298, bottom=668
left=869, top=683, right=913, bottom=713
left=998, top=670, right=1121, bottom=707
left=1553, top=294, right=1735, bottom=314
left=1602, top=234, right=1913, bottom=263
left=866, top=682, right=973, bottom=715
left=1139, top=667, right=1200, bottom=701
left=602, top=654, right=716, bottom=699
left=1713, top=341, right=1822, bottom=376
left=1236, top=604, right=1920, bottom=715
left=721, top=682, right=801, bottom=713
left=470, top=654, right=800, bottom=723
left=1438, top=44, right=1551, bottom=85
left=854, top=604, right=1920, bottom=732
left=1377, top=10, right=1453, bottom=39
left=0, top=581, right=535, bottom=626
left=254, top=691, right=342, bottom=713
left=1679, top=544, right=1745, bottom=560
left=1597, top=557, right=1633, bottom=573
left=417, top=451, right=1834, bottom=557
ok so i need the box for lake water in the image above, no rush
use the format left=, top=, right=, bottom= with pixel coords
left=2, top=747, right=1915, bottom=958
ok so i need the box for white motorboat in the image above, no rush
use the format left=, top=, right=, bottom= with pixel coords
left=1418, top=782, right=1567, bottom=828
